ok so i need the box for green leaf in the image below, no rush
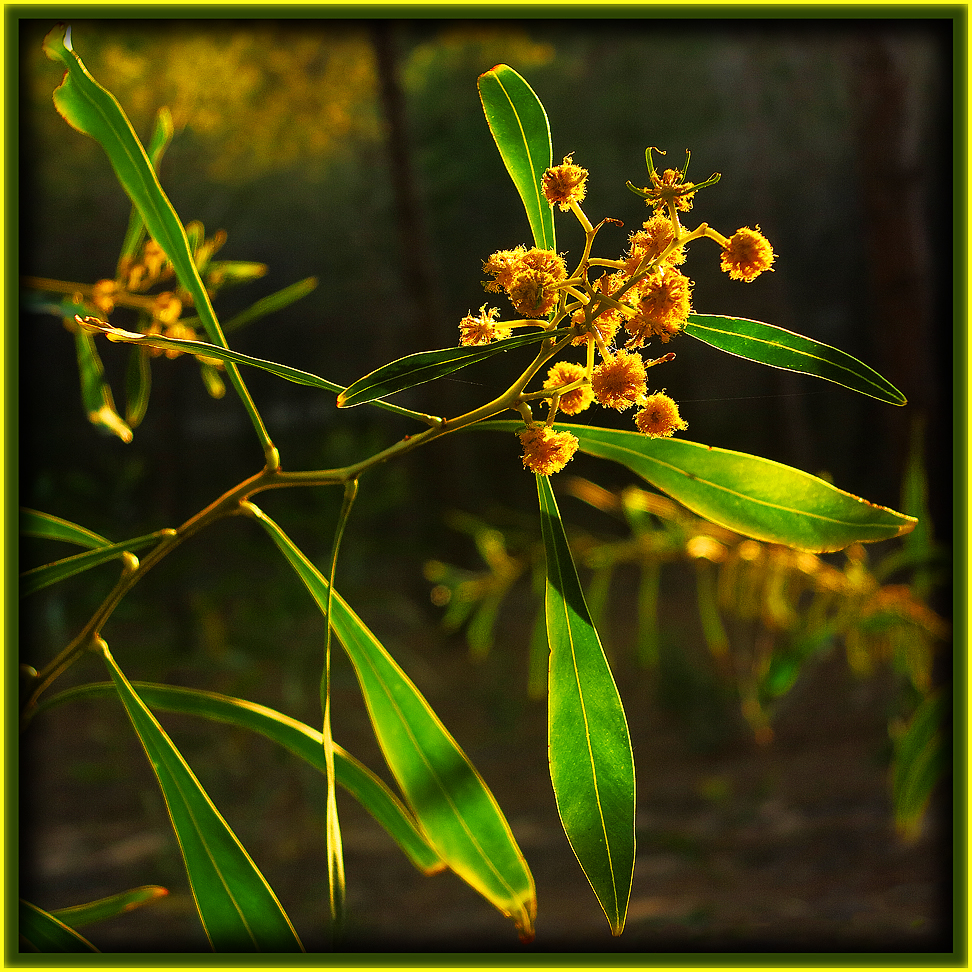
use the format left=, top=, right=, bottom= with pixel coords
left=76, top=318, right=433, bottom=424
left=684, top=314, right=906, bottom=406
left=537, top=475, right=635, bottom=936
left=892, top=691, right=950, bottom=839
left=51, top=886, right=169, bottom=929
left=20, top=900, right=99, bottom=952
left=117, top=105, right=174, bottom=272
left=38, top=682, right=443, bottom=876
left=337, top=329, right=570, bottom=408
left=19, top=508, right=109, bottom=548
left=221, top=277, right=318, bottom=335
left=20, top=529, right=176, bottom=598
left=206, top=260, right=268, bottom=288
left=98, top=643, right=304, bottom=952
left=43, top=25, right=274, bottom=456
left=124, top=345, right=153, bottom=428
left=478, top=64, right=555, bottom=251
left=75, top=329, right=133, bottom=443
left=475, top=422, right=917, bottom=554
left=246, top=504, right=537, bottom=942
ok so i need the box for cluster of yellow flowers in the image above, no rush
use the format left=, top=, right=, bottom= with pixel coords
left=458, top=148, right=775, bottom=476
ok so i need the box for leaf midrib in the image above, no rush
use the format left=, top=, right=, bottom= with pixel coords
left=542, top=482, right=620, bottom=925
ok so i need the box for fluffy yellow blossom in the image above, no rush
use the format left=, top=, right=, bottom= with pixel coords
left=519, top=425, right=579, bottom=475
left=458, top=305, right=510, bottom=346
left=483, top=247, right=566, bottom=318
left=625, top=270, right=692, bottom=347
left=624, top=213, right=685, bottom=273
left=649, top=168, right=696, bottom=213
left=508, top=268, right=560, bottom=318
left=544, top=361, right=594, bottom=415
left=591, top=350, right=647, bottom=410
left=483, top=246, right=527, bottom=293
left=542, top=154, right=588, bottom=211
left=720, top=226, right=775, bottom=282
left=635, top=392, right=688, bottom=437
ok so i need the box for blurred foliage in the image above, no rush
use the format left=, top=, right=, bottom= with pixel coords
left=425, top=452, right=950, bottom=831
left=24, top=21, right=381, bottom=182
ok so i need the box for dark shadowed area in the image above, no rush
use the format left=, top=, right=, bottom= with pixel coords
left=17, top=14, right=956, bottom=956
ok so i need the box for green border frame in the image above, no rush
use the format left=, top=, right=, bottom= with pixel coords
left=6, top=4, right=966, bottom=968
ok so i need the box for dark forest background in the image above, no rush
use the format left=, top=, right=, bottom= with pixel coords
left=17, top=15, right=957, bottom=951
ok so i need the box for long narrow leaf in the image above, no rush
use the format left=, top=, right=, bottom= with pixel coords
left=478, top=65, right=555, bottom=250
left=43, top=25, right=273, bottom=455
left=19, top=508, right=109, bottom=548
left=75, top=328, right=133, bottom=443
left=125, top=345, right=153, bottom=428
left=38, top=682, right=443, bottom=876
left=337, top=329, right=570, bottom=408
left=51, top=887, right=169, bottom=930
left=76, top=318, right=433, bottom=424
left=537, top=475, right=635, bottom=936
left=222, top=277, right=318, bottom=335
left=684, top=314, right=906, bottom=406
left=19, top=901, right=99, bottom=952
left=246, top=504, right=537, bottom=941
left=99, top=643, right=304, bottom=952
left=892, top=691, right=950, bottom=839
left=117, top=105, right=174, bottom=272
left=475, top=422, right=917, bottom=553
left=20, top=529, right=176, bottom=598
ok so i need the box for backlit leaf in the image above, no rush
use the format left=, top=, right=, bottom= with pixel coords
left=19, top=900, right=99, bottom=952
left=75, top=329, right=132, bottom=443
left=19, top=508, right=109, bottom=548
left=684, top=314, right=906, bottom=406
left=75, top=317, right=433, bottom=424
left=51, top=887, right=169, bottom=930
left=99, top=643, right=304, bottom=952
left=537, top=475, right=635, bottom=936
left=39, top=681, right=443, bottom=876
left=247, top=504, right=537, bottom=941
left=20, top=529, right=176, bottom=598
left=478, top=64, right=555, bottom=250
left=221, top=277, right=318, bottom=335
left=337, top=330, right=570, bottom=408
left=476, top=422, right=917, bottom=553
left=117, top=105, right=174, bottom=272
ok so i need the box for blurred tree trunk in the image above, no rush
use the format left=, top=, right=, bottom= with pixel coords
left=370, top=21, right=448, bottom=356
left=849, top=31, right=951, bottom=571
left=369, top=21, right=470, bottom=556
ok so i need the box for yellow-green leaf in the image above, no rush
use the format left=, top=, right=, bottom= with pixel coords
left=19, top=508, right=108, bottom=548
left=537, top=475, right=635, bottom=936
left=476, top=422, right=917, bottom=554
left=20, top=529, right=176, bottom=598
left=99, top=643, right=304, bottom=952
left=337, top=330, right=570, bottom=408
left=20, top=901, right=99, bottom=952
left=246, top=503, right=537, bottom=941
left=684, top=314, right=906, bottom=406
left=38, top=681, right=444, bottom=877
left=51, top=887, right=169, bottom=930
left=478, top=64, right=555, bottom=251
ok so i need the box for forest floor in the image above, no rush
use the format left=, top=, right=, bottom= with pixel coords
left=21, top=582, right=953, bottom=958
